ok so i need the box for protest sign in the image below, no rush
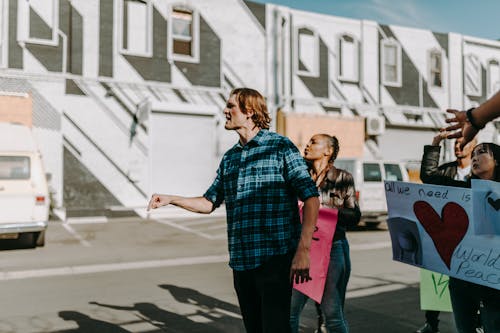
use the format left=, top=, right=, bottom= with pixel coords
left=294, top=207, right=338, bottom=303
left=419, top=269, right=452, bottom=312
left=385, top=180, right=500, bottom=290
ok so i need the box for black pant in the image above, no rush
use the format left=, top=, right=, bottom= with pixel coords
left=425, top=310, right=440, bottom=329
left=233, top=252, right=293, bottom=333
left=449, top=277, right=500, bottom=333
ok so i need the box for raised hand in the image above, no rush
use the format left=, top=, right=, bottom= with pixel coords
left=443, top=109, right=479, bottom=148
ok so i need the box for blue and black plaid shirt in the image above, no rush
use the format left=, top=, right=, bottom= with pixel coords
left=204, top=130, right=318, bottom=271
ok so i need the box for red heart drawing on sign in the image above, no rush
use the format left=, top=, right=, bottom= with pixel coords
left=413, top=201, right=469, bottom=269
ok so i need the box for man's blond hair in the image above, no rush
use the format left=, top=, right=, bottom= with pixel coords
left=230, top=88, right=271, bottom=129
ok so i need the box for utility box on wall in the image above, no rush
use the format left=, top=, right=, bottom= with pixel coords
left=0, top=92, right=32, bottom=127
left=365, top=115, right=386, bottom=136
left=276, top=111, right=365, bottom=158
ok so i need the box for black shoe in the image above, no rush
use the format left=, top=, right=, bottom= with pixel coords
left=415, top=323, right=439, bottom=333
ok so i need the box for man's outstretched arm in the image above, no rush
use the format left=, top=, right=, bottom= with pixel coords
left=147, top=194, right=214, bottom=214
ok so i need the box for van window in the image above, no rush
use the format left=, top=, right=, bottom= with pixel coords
left=363, top=163, right=382, bottom=182
left=384, top=163, right=403, bottom=181
left=335, top=160, right=355, bottom=175
left=0, top=156, right=30, bottom=179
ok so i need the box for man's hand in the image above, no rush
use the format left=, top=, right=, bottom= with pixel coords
left=147, top=194, right=172, bottom=211
left=290, top=247, right=312, bottom=284
left=443, top=109, right=479, bottom=148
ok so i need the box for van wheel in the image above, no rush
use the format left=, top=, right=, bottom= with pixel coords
left=365, top=221, right=381, bottom=229
left=35, top=231, right=45, bottom=247
left=19, top=233, right=36, bottom=248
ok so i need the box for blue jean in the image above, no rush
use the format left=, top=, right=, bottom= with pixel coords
left=449, top=277, right=500, bottom=333
left=290, top=239, right=351, bottom=333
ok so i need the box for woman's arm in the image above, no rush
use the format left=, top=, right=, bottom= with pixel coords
left=338, top=204, right=361, bottom=228
left=445, top=91, right=500, bottom=147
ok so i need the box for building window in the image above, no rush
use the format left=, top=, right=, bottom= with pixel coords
left=18, top=0, right=59, bottom=46
left=295, top=27, right=319, bottom=77
left=487, top=59, right=500, bottom=97
left=381, top=38, right=402, bottom=87
left=170, top=6, right=199, bottom=62
left=338, top=34, right=359, bottom=82
left=464, top=54, right=482, bottom=96
left=429, top=49, right=443, bottom=88
left=119, top=0, right=153, bottom=57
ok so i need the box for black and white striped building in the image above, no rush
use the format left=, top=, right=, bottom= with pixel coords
left=0, top=0, right=498, bottom=217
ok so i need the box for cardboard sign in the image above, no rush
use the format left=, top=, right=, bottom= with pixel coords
left=385, top=180, right=500, bottom=290
left=419, top=269, right=452, bottom=312
left=293, top=207, right=338, bottom=303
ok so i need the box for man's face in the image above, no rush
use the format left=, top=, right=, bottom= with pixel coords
left=454, top=139, right=474, bottom=159
left=223, top=95, right=251, bottom=130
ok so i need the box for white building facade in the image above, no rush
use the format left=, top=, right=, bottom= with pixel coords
left=0, top=0, right=498, bottom=217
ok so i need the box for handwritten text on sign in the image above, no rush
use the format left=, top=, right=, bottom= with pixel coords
left=385, top=180, right=499, bottom=290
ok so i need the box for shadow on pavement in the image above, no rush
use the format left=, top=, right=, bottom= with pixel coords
left=159, top=284, right=240, bottom=314
left=35, top=284, right=243, bottom=333
left=57, top=311, right=132, bottom=333
left=44, top=284, right=455, bottom=332
left=297, top=284, right=455, bottom=333
left=159, top=284, right=244, bottom=332
left=87, top=300, right=229, bottom=333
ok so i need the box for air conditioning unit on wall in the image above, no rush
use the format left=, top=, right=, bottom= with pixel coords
left=365, top=115, right=386, bottom=136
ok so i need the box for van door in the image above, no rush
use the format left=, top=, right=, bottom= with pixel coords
left=361, top=162, right=387, bottom=213
left=0, top=156, right=35, bottom=223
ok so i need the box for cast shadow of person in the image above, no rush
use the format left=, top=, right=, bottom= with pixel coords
left=58, top=311, right=131, bottom=333
left=89, top=301, right=226, bottom=333
left=158, top=284, right=244, bottom=331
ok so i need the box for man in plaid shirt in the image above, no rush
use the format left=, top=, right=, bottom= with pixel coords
left=148, top=88, right=320, bottom=333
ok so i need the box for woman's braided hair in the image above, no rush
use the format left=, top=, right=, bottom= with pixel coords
left=319, top=134, right=340, bottom=163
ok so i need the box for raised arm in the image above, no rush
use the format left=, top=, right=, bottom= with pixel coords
left=445, top=91, right=500, bottom=147
left=419, top=131, right=449, bottom=183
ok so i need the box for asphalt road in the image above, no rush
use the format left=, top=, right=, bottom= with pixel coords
left=0, top=215, right=456, bottom=333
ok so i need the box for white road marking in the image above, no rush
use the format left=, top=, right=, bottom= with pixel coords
left=346, top=283, right=406, bottom=299
left=181, top=219, right=220, bottom=227
left=215, top=308, right=242, bottom=319
left=350, top=241, right=391, bottom=251
left=1, top=251, right=407, bottom=300
left=65, top=216, right=108, bottom=224
left=200, top=224, right=227, bottom=231
left=62, top=222, right=92, bottom=247
left=154, top=218, right=224, bottom=240
left=0, top=254, right=229, bottom=281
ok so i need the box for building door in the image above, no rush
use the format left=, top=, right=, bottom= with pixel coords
left=150, top=110, right=217, bottom=197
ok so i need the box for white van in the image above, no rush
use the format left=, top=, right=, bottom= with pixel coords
left=0, top=123, right=49, bottom=247
left=335, top=158, right=409, bottom=227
